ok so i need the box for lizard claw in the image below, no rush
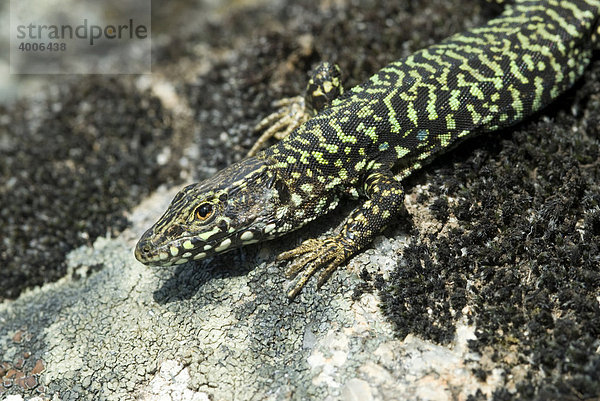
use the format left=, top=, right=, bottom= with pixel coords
left=247, top=96, right=311, bottom=157
left=278, top=236, right=351, bottom=299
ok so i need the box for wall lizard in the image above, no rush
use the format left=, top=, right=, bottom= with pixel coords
left=136, top=0, right=600, bottom=298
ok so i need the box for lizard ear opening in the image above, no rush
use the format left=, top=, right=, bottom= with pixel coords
left=270, top=178, right=290, bottom=204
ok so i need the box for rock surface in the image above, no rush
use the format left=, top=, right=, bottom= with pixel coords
left=1, top=0, right=599, bottom=400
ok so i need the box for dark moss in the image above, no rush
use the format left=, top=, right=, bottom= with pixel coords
left=379, top=57, right=600, bottom=400
left=0, top=78, right=180, bottom=300
left=430, top=196, right=450, bottom=223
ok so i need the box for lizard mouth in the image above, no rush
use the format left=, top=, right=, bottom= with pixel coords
left=134, top=231, right=217, bottom=266
left=135, top=224, right=267, bottom=266
left=134, top=225, right=250, bottom=266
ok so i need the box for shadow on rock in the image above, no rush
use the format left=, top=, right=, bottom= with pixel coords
left=152, top=246, right=260, bottom=304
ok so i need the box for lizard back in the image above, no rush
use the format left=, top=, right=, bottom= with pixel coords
left=265, top=0, right=600, bottom=189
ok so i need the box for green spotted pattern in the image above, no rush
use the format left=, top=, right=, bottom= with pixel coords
left=136, top=0, right=600, bottom=298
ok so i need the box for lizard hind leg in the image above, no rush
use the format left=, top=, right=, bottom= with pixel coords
left=247, top=62, right=345, bottom=156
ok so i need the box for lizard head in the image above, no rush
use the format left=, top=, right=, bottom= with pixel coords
left=135, top=156, right=291, bottom=266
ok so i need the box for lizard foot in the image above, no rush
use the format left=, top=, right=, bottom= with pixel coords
left=247, top=96, right=310, bottom=156
left=277, top=236, right=352, bottom=299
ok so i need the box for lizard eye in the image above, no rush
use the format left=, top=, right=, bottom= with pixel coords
left=195, top=203, right=213, bottom=221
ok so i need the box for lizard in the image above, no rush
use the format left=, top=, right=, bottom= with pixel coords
left=135, top=0, right=600, bottom=299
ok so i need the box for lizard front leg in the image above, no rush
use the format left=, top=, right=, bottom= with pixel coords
left=279, top=169, right=405, bottom=298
